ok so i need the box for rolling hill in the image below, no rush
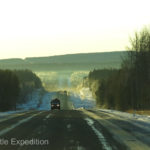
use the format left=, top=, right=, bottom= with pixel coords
left=0, top=51, right=127, bottom=71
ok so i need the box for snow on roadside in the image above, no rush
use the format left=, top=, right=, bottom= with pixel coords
left=0, top=91, right=55, bottom=117
left=95, top=108, right=150, bottom=141
left=69, top=88, right=96, bottom=109
left=96, top=108, right=150, bottom=133
left=98, top=109, right=150, bottom=122
left=0, top=89, right=44, bottom=118
left=0, top=110, right=27, bottom=118
left=16, top=89, right=56, bottom=111
left=16, top=89, right=43, bottom=110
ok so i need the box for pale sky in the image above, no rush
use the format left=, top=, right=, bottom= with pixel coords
left=0, top=0, right=150, bottom=59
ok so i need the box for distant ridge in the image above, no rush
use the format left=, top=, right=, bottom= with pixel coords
left=0, top=58, right=24, bottom=63
left=25, top=51, right=127, bottom=63
left=0, top=51, right=127, bottom=71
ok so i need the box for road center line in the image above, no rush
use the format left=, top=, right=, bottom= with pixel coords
left=85, top=118, right=112, bottom=150
left=0, top=111, right=43, bottom=136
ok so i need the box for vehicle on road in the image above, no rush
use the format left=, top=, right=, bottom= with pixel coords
left=51, top=98, right=60, bottom=110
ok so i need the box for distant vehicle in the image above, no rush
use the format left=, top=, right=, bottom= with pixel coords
left=51, top=98, right=60, bottom=110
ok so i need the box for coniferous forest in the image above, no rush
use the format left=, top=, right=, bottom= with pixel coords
left=0, top=70, right=42, bottom=111
left=88, top=27, right=150, bottom=111
left=1, top=26, right=150, bottom=112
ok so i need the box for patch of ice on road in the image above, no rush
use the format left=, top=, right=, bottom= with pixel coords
left=64, top=141, right=86, bottom=150
left=85, top=118, right=112, bottom=150
left=46, top=114, right=51, bottom=119
left=43, top=114, right=51, bottom=121
left=76, top=146, right=86, bottom=150
left=67, top=124, right=71, bottom=129
left=63, top=146, right=86, bottom=150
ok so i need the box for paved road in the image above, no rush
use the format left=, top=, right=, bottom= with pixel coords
left=0, top=109, right=150, bottom=150
left=0, top=92, right=149, bottom=150
left=0, top=110, right=127, bottom=150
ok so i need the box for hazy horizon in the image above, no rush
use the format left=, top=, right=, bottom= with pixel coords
left=0, top=0, right=150, bottom=59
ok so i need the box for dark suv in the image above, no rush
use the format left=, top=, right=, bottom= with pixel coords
left=51, top=98, right=60, bottom=110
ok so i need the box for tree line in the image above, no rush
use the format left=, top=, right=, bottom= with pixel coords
left=0, top=69, right=42, bottom=111
left=88, top=27, right=150, bottom=111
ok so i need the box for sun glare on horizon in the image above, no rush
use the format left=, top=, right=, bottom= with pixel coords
left=0, top=0, right=150, bottom=59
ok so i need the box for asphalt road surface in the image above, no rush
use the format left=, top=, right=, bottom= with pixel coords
left=0, top=92, right=149, bottom=150
left=0, top=109, right=127, bottom=150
